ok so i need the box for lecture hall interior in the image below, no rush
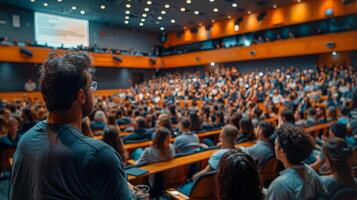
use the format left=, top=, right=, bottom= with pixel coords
left=0, top=0, right=357, bottom=199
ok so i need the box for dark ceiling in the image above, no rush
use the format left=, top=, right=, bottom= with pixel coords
left=0, top=0, right=297, bottom=33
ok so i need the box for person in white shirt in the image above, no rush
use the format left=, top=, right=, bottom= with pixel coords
left=24, top=79, right=36, bottom=92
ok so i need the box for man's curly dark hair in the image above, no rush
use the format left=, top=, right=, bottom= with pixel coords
left=276, top=123, right=314, bottom=165
left=39, top=51, right=93, bottom=112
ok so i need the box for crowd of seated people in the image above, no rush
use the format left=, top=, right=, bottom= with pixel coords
left=0, top=62, right=357, bottom=199
left=0, top=36, right=153, bottom=56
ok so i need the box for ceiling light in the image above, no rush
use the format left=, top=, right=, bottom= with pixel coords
left=213, top=8, right=218, bottom=12
left=160, top=27, right=165, bottom=31
left=125, top=10, right=130, bottom=14
left=227, top=15, right=232, bottom=19
left=332, top=51, right=337, bottom=56
left=141, top=18, right=145, bottom=22
left=194, top=10, right=199, bottom=15
left=124, top=20, right=129, bottom=24
left=125, top=16, right=129, bottom=19
left=157, top=16, right=162, bottom=20
left=144, top=7, right=149, bottom=11
left=161, top=10, right=166, bottom=14
left=232, top=3, right=238, bottom=7
left=57, top=0, right=62, bottom=2
left=297, top=0, right=301, bottom=2
left=126, top=4, right=131, bottom=8
left=165, top=4, right=170, bottom=8
left=43, top=2, right=48, bottom=6
left=210, top=62, right=215, bottom=66
left=171, top=19, right=175, bottom=23
left=273, top=4, right=277, bottom=8
left=147, top=1, right=152, bottom=5
left=247, top=10, right=252, bottom=14
left=234, top=24, right=239, bottom=31
left=210, top=0, right=214, bottom=2
left=30, top=0, right=35, bottom=2
left=139, top=22, right=144, bottom=26
left=180, top=7, right=186, bottom=12
left=100, top=5, right=106, bottom=9
left=80, top=10, right=85, bottom=15
left=72, top=6, right=77, bottom=10
left=186, top=0, right=191, bottom=4
left=142, top=13, right=147, bottom=17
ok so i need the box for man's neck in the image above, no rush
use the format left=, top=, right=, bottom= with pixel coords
left=222, top=142, right=235, bottom=149
left=47, top=110, right=82, bottom=130
left=281, top=159, right=297, bottom=169
left=181, top=129, right=191, bottom=134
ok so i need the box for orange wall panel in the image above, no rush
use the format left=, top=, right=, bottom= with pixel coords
left=164, top=0, right=357, bottom=47
left=161, top=31, right=357, bottom=68
left=0, top=46, right=159, bottom=69
left=317, top=52, right=352, bottom=66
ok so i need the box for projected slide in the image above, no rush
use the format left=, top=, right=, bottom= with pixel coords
left=35, top=12, right=89, bottom=48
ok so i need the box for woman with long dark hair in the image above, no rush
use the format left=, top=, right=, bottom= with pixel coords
left=102, top=125, right=129, bottom=164
left=320, top=138, right=357, bottom=198
left=136, top=127, right=175, bottom=165
left=216, top=149, right=264, bottom=200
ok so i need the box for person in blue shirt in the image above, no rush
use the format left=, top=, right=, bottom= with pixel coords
left=320, top=138, right=357, bottom=199
left=337, top=106, right=350, bottom=125
left=241, top=121, right=275, bottom=168
left=123, top=116, right=152, bottom=143
left=266, top=124, right=327, bottom=200
left=0, top=117, right=21, bottom=149
left=10, top=51, right=132, bottom=200
left=174, top=117, right=200, bottom=153
left=330, top=122, right=356, bottom=146
left=179, top=124, right=238, bottom=195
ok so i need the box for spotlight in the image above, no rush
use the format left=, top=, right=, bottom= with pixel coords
left=332, top=51, right=337, bottom=56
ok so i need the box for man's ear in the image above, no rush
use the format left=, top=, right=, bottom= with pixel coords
left=78, top=89, right=86, bottom=105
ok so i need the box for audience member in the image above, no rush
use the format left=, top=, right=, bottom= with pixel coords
left=10, top=51, right=132, bottom=199
left=0, top=117, right=21, bottom=149
left=102, top=125, right=129, bottom=164
left=241, top=121, right=275, bottom=168
left=266, top=124, right=327, bottom=200
left=123, top=116, right=152, bottom=142
left=320, top=138, right=357, bottom=199
left=174, top=118, right=200, bottom=153
left=24, top=79, right=36, bottom=92
left=136, top=127, right=175, bottom=166
left=193, top=125, right=238, bottom=178
left=216, top=149, right=264, bottom=200
left=236, top=118, right=255, bottom=144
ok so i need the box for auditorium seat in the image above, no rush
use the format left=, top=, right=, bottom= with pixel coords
left=167, top=170, right=217, bottom=200
left=259, top=156, right=279, bottom=187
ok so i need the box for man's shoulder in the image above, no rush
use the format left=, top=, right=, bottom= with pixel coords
left=211, top=149, right=230, bottom=158
left=19, top=121, right=111, bottom=153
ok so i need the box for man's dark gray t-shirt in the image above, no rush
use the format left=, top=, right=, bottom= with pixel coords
left=10, top=121, right=133, bottom=200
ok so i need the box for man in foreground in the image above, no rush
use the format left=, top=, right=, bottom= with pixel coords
left=10, top=51, right=132, bottom=200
